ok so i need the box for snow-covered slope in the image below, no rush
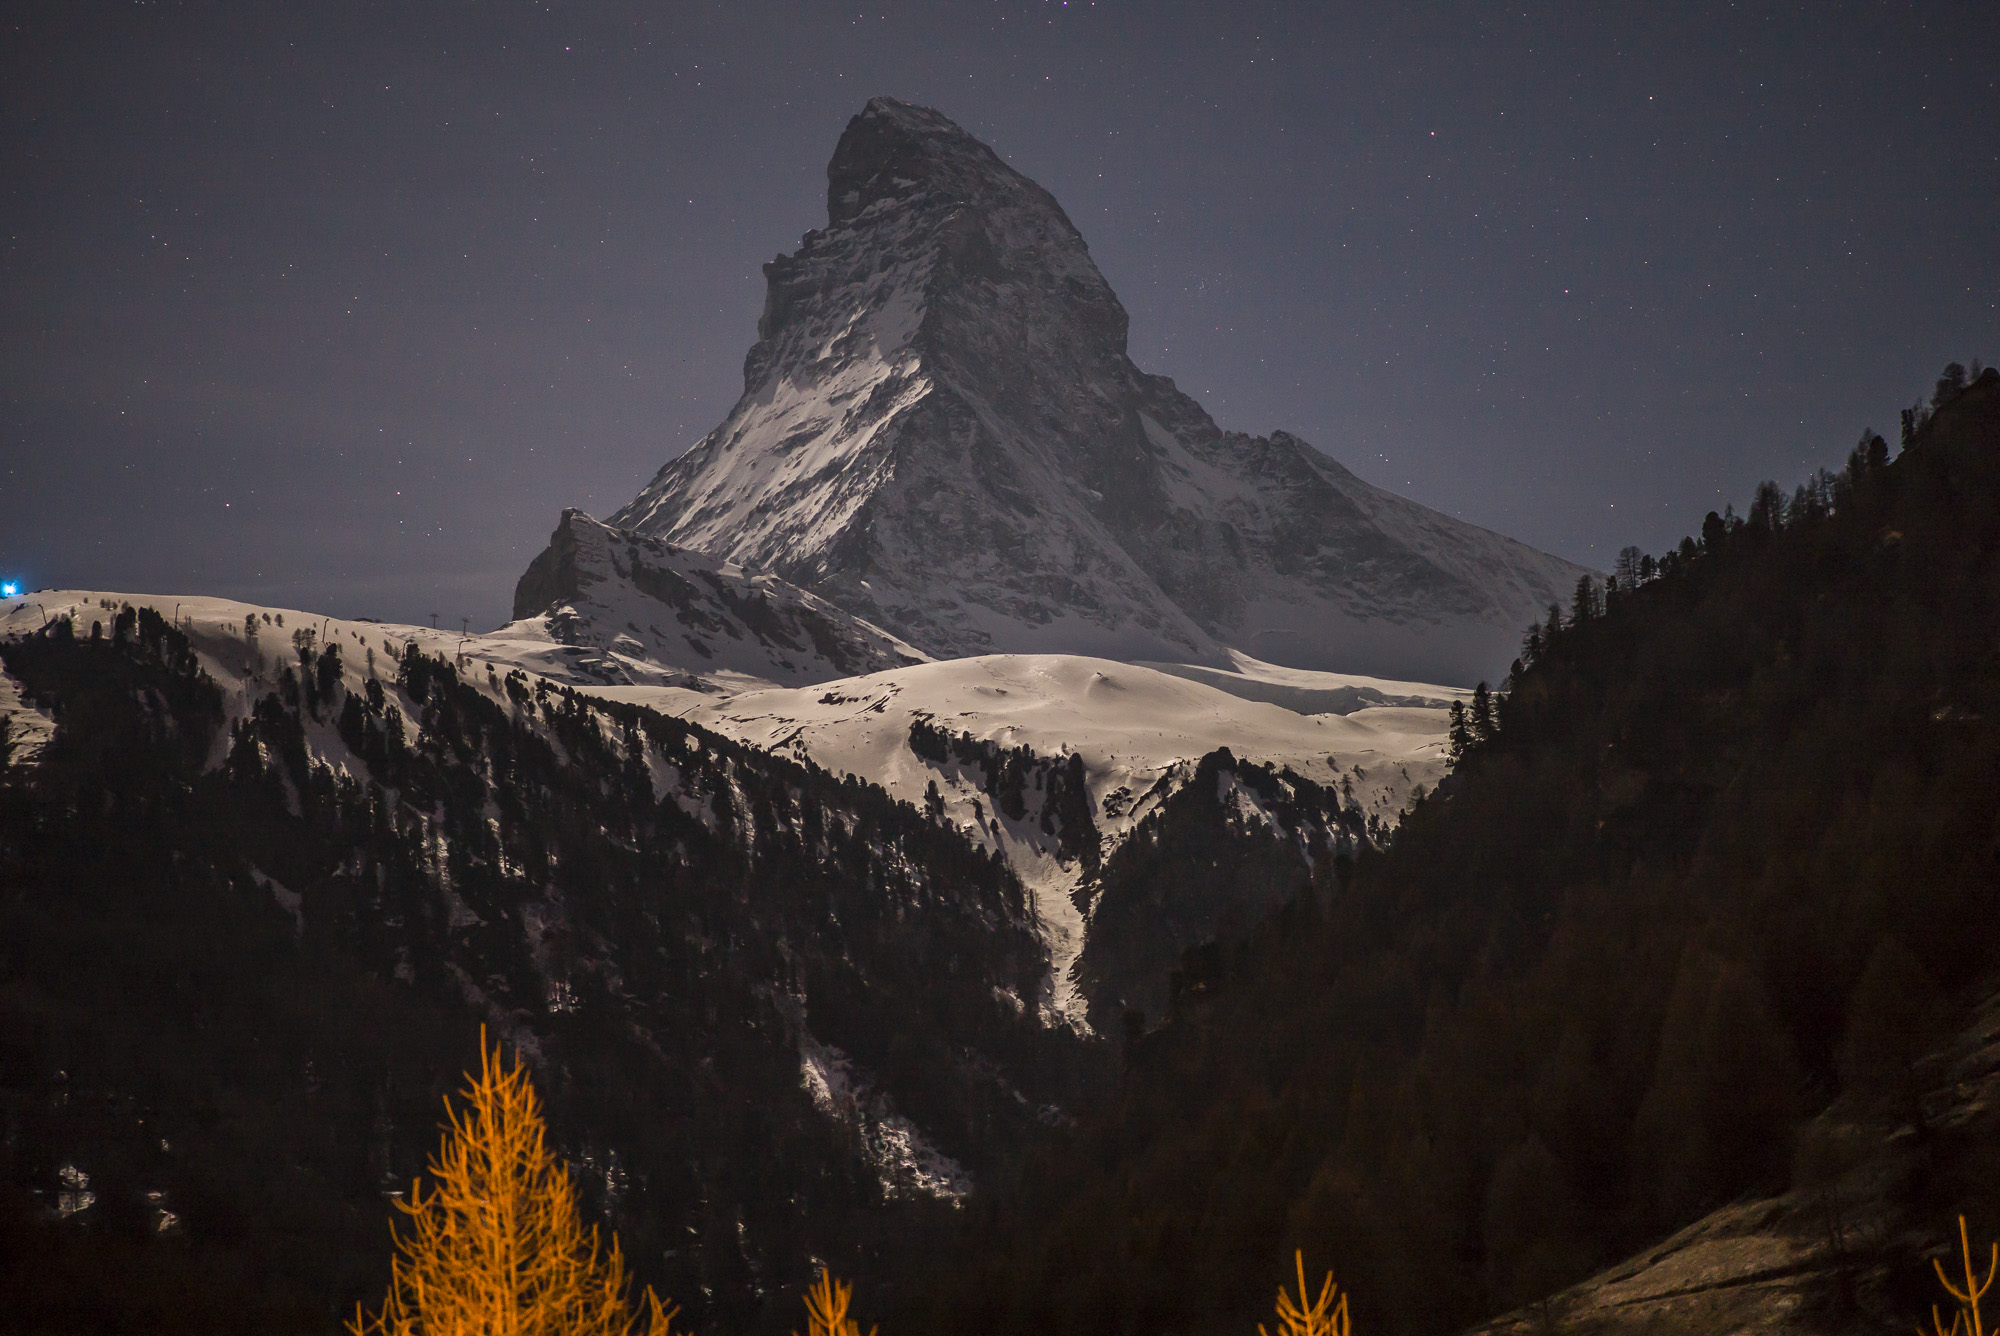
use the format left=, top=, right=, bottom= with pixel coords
left=591, top=653, right=1463, bottom=1025
left=506, top=509, right=927, bottom=689
left=1134, top=648, right=1465, bottom=716
left=0, top=647, right=57, bottom=768
left=600, top=97, right=1590, bottom=684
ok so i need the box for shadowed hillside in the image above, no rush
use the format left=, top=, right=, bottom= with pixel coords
left=0, top=613, right=1098, bottom=1333
left=902, top=366, right=2000, bottom=1336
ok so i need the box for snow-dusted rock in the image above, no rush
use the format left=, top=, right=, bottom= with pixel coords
left=509, top=508, right=927, bottom=688
left=603, top=97, right=1591, bottom=685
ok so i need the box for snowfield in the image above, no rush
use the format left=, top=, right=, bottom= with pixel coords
left=592, top=652, right=1461, bottom=1024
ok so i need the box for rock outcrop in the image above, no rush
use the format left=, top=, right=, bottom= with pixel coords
left=510, top=508, right=926, bottom=688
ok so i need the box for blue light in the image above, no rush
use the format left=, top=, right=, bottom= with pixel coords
left=0, top=582, right=16, bottom=598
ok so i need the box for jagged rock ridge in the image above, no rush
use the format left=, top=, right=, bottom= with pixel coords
left=602, top=97, right=1591, bottom=684
left=510, top=508, right=927, bottom=688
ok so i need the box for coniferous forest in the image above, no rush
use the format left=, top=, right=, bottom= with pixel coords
left=888, top=366, right=2000, bottom=1334
left=3, top=365, right=1999, bottom=1334
left=0, top=610, right=1096, bottom=1331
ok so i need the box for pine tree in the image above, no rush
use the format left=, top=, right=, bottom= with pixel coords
left=1933, top=362, right=1969, bottom=409
left=1613, top=546, right=1646, bottom=588
left=350, top=1028, right=678, bottom=1336
left=1446, top=702, right=1470, bottom=766
left=1469, top=683, right=1494, bottom=743
left=1748, top=480, right=1786, bottom=536
left=1864, top=431, right=1889, bottom=472
left=1631, top=952, right=1801, bottom=1228
left=1902, top=406, right=1927, bottom=448
left=1569, top=576, right=1600, bottom=628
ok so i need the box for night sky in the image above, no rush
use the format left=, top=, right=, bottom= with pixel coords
left=4, top=2, right=1995, bottom=631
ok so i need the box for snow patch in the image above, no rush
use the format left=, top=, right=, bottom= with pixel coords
left=0, top=651, right=59, bottom=771
left=798, top=1031, right=971, bottom=1202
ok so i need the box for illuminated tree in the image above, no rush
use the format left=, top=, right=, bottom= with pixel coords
left=1259, top=1251, right=1350, bottom=1336
left=797, top=1269, right=876, bottom=1336
left=349, top=1028, right=678, bottom=1336
left=1924, top=1215, right=1996, bottom=1336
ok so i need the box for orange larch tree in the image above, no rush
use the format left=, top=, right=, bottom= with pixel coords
left=350, top=1027, right=677, bottom=1336
left=1260, top=1251, right=1351, bottom=1336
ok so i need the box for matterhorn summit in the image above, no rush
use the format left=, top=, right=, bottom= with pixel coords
left=564, top=97, right=1587, bottom=684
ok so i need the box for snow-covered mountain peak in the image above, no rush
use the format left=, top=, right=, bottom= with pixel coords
left=591, top=99, right=1592, bottom=684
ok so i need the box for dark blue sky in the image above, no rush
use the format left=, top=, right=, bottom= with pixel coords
left=4, top=1, right=1995, bottom=630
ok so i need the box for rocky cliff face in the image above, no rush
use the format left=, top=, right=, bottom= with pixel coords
left=510, top=508, right=926, bottom=688
left=604, top=97, right=1589, bottom=684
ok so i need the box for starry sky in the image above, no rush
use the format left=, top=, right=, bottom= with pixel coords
left=4, top=1, right=1995, bottom=630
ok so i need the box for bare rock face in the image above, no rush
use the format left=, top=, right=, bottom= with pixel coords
left=604, top=97, right=1590, bottom=684
left=510, top=508, right=926, bottom=687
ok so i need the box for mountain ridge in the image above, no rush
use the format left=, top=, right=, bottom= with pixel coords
left=509, top=507, right=928, bottom=688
